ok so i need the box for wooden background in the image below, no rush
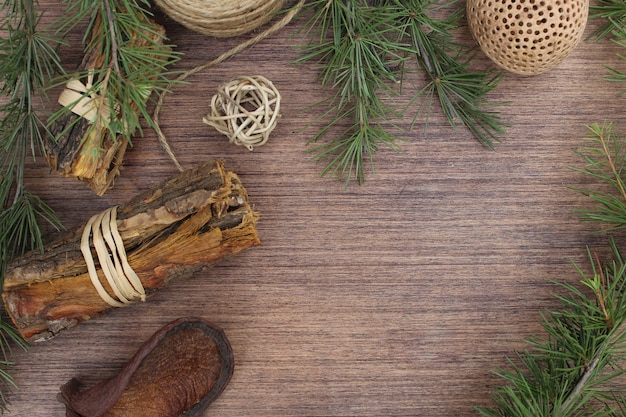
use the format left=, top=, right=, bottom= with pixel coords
left=6, top=0, right=626, bottom=415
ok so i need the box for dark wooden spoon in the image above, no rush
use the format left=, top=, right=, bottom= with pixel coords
left=58, top=317, right=234, bottom=417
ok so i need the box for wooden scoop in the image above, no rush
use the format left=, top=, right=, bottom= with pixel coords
left=58, top=317, right=234, bottom=417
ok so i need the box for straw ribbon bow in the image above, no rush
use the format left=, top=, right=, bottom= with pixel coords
left=81, top=206, right=146, bottom=307
left=58, top=71, right=112, bottom=125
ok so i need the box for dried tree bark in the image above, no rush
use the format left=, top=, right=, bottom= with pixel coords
left=2, top=160, right=260, bottom=343
left=46, top=13, right=167, bottom=196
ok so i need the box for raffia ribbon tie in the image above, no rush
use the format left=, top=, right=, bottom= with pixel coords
left=58, top=71, right=112, bottom=125
left=81, top=206, right=146, bottom=307
left=203, top=75, right=281, bottom=151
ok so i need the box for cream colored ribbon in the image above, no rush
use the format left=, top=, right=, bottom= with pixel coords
left=81, top=206, right=146, bottom=307
left=58, top=70, right=112, bottom=124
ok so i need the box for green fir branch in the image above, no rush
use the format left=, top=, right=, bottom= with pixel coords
left=293, top=0, right=507, bottom=184
left=295, top=0, right=411, bottom=185
left=570, top=122, right=626, bottom=231
left=590, top=0, right=626, bottom=41
left=0, top=0, right=66, bottom=270
left=0, top=316, right=27, bottom=412
left=47, top=0, right=183, bottom=156
left=478, top=239, right=626, bottom=417
left=590, top=0, right=626, bottom=89
left=0, top=0, right=65, bottom=410
left=481, top=122, right=626, bottom=416
left=392, top=0, right=507, bottom=148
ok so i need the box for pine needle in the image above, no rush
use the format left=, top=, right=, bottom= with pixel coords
left=570, top=122, right=626, bottom=231
left=478, top=239, right=626, bottom=417
left=0, top=0, right=64, bottom=408
left=0, top=0, right=182, bottom=408
left=47, top=0, right=183, bottom=147
left=589, top=0, right=626, bottom=89
left=292, top=0, right=508, bottom=184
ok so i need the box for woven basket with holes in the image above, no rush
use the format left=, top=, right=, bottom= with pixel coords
left=466, top=0, right=588, bottom=75
left=154, top=0, right=286, bottom=37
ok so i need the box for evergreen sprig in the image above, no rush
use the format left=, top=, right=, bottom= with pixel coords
left=0, top=0, right=65, bottom=272
left=478, top=239, right=626, bottom=417
left=479, top=119, right=626, bottom=416
left=0, top=0, right=181, bottom=409
left=392, top=0, right=506, bottom=148
left=590, top=0, right=626, bottom=41
left=0, top=0, right=63, bottom=409
left=478, top=3, right=626, bottom=400
left=293, top=0, right=507, bottom=184
left=570, top=122, right=626, bottom=231
left=295, top=0, right=412, bottom=184
left=48, top=0, right=182, bottom=158
left=590, top=0, right=626, bottom=85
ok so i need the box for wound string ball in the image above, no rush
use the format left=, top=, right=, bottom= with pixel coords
left=466, top=0, right=589, bottom=75
left=203, top=75, right=281, bottom=150
left=153, top=0, right=286, bottom=37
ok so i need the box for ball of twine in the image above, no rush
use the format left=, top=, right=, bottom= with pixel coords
left=153, top=0, right=286, bottom=37
left=203, top=75, right=281, bottom=150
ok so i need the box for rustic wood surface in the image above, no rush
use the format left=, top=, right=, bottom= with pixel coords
left=6, top=1, right=626, bottom=415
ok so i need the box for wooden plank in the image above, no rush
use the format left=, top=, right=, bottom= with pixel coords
left=5, top=2, right=626, bottom=416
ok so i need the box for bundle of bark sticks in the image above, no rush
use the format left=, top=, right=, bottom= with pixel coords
left=3, top=161, right=260, bottom=343
left=46, top=10, right=168, bottom=195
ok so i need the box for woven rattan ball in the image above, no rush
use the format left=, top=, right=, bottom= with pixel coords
left=466, top=0, right=588, bottom=75
left=203, top=75, right=280, bottom=150
left=154, top=0, right=286, bottom=37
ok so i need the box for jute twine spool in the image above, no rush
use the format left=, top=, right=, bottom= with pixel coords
left=203, top=75, right=280, bottom=150
left=153, top=0, right=286, bottom=37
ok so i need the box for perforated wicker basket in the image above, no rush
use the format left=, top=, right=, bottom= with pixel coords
left=466, top=0, right=588, bottom=75
left=154, top=0, right=286, bottom=37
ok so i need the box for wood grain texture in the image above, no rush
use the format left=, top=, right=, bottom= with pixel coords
left=5, top=1, right=626, bottom=416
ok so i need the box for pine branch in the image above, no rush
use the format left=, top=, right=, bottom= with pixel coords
left=589, top=0, right=626, bottom=41
left=0, top=0, right=65, bottom=409
left=295, top=0, right=411, bottom=184
left=48, top=0, right=183, bottom=151
left=570, top=122, right=626, bottom=231
left=478, top=239, right=626, bottom=417
left=590, top=0, right=626, bottom=88
left=482, top=124, right=626, bottom=414
left=392, top=0, right=507, bottom=149
left=0, top=0, right=65, bottom=269
left=293, top=0, right=507, bottom=184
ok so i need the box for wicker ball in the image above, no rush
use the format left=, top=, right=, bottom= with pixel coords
left=466, top=0, right=588, bottom=75
left=154, top=0, right=286, bottom=37
left=203, top=75, right=281, bottom=150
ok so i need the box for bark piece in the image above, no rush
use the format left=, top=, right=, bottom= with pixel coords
left=58, top=317, right=234, bottom=417
left=46, top=12, right=167, bottom=196
left=2, top=160, right=260, bottom=343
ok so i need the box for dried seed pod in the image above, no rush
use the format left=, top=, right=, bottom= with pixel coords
left=466, top=0, right=589, bottom=75
left=58, top=317, right=234, bottom=417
